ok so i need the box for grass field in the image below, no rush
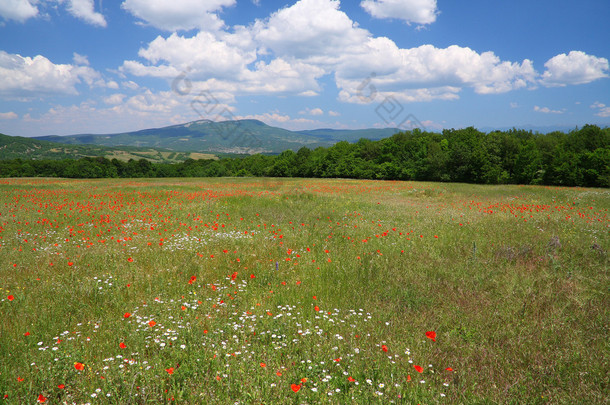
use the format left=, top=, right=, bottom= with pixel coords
left=0, top=178, right=607, bottom=404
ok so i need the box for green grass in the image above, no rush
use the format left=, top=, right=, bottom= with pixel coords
left=0, top=178, right=607, bottom=404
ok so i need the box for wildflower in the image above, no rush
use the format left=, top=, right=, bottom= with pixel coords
left=7, top=295, right=14, bottom=301
left=291, top=384, right=301, bottom=393
left=414, top=365, right=423, bottom=373
left=37, top=394, right=47, bottom=403
left=165, top=367, right=174, bottom=375
left=74, top=362, right=85, bottom=371
left=123, top=312, right=131, bottom=318
left=119, top=342, right=126, bottom=349
left=381, top=344, right=388, bottom=352
left=425, top=331, right=436, bottom=342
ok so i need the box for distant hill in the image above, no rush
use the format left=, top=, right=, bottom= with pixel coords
left=34, top=119, right=402, bottom=154
left=0, top=133, right=216, bottom=162
left=296, top=128, right=400, bottom=142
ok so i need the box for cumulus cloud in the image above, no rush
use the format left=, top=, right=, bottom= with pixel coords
left=0, top=0, right=38, bottom=22
left=122, top=29, right=325, bottom=96
left=0, top=51, right=104, bottom=98
left=121, top=0, right=235, bottom=31
left=66, top=0, right=107, bottom=27
left=541, top=51, right=609, bottom=87
left=361, top=0, right=438, bottom=25
left=117, top=0, right=609, bottom=110
left=253, top=0, right=369, bottom=63
left=127, top=31, right=257, bottom=80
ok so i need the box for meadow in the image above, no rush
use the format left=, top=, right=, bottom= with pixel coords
left=0, top=177, right=607, bottom=404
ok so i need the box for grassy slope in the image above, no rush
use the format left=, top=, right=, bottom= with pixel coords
left=0, top=133, right=216, bottom=162
left=0, top=178, right=607, bottom=404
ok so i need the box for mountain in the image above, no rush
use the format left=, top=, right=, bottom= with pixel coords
left=34, top=119, right=402, bottom=154
left=0, top=133, right=216, bottom=162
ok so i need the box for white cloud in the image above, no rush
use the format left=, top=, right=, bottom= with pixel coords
left=122, top=29, right=325, bottom=96
left=0, top=111, right=18, bottom=119
left=115, top=0, right=610, bottom=118
left=121, top=0, right=235, bottom=31
left=361, top=0, right=438, bottom=25
left=299, top=107, right=324, bottom=115
left=533, top=105, right=565, bottom=114
left=0, top=51, right=103, bottom=98
left=66, top=0, right=107, bottom=27
left=541, top=51, right=609, bottom=87
left=590, top=101, right=610, bottom=118
left=122, top=81, right=140, bottom=90
left=590, top=101, right=605, bottom=109
left=122, top=0, right=540, bottom=105
left=253, top=0, right=369, bottom=65
left=73, top=52, right=90, bottom=66
left=0, top=0, right=38, bottom=22
left=103, top=93, right=126, bottom=105
left=129, top=31, right=257, bottom=80
left=328, top=110, right=340, bottom=116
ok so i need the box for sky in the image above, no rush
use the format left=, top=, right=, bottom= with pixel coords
left=0, top=0, right=609, bottom=137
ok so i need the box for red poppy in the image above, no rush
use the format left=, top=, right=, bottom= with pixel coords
left=250, top=274, right=255, bottom=279
left=24, top=332, right=30, bottom=336
left=123, top=312, right=131, bottom=318
left=148, top=320, right=156, bottom=327
left=291, top=384, right=301, bottom=392
left=348, top=376, right=355, bottom=382
left=74, top=362, right=84, bottom=371
left=37, top=394, right=47, bottom=403
left=381, top=345, right=388, bottom=352
left=425, top=331, right=436, bottom=342
left=445, top=367, right=453, bottom=372
left=127, top=257, right=134, bottom=263
left=58, top=384, right=65, bottom=389
left=314, top=306, right=320, bottom=312
left=67, top=262, right=73, bottom=266
left=414, top=365, right=423, bottom=373
left=260, top=362, right=266, bottom=368
left=119, top=342, right=126, bottom=349
left=165, top=367, right=174, bottom=375
left=17, top=377, right=24, bottom=382
left=7, top=295, right=14, bottom=301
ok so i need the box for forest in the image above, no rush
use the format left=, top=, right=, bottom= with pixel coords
left=1, top=125, right=608, bottom=187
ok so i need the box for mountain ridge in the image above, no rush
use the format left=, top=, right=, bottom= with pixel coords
left=32, top=119, right=401, bottom=154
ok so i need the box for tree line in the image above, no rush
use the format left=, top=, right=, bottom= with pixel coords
left=1, top=125, right=608, bottom=187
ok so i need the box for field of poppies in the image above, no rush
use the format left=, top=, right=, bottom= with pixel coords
left=0, top=177, right=607, bottom=404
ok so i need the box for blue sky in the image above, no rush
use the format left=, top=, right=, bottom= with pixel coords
left=0, top=0, right=609, bottom=137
